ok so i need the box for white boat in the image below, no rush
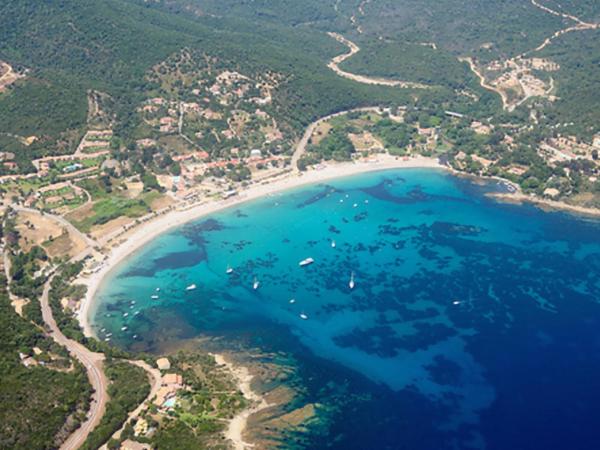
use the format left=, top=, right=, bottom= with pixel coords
left=226, top=265, right=234, bottom=274
left=132, top=334, right=137, bottom=339
left=299, top=257, right=315, bottom=267
left=353, top=203, right=358, bottom=208
left=300, top=313, right=308, bottom=320
left=151, top=295, right=159, bottom=299
left=106, top=333, right=112, bottom=337
left=104, top=337, right=111, bottom=342
left=130, top=300, right=136, bottom=304
left=289, top=299, right=296, bottom=304
left=349, top=272, right=355, bottom=290
left=331, top=240, right=336, bottom=248
left=186, top=284, right=197, bottom=291
left=100, top=327, right=106, bottom=333
left=134, top=311, right=140, bottom=316
left=121, top=326, right=128, bottom=331
left=155, top=288, right=160, bottom=292
left=452, top=300, right=461, bottom=305
left=123, top=312, right=129, bottom=317
left=253, top=277, right=260, bottom=290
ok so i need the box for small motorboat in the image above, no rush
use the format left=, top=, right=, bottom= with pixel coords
left=300, top=313, right=308, bottom=320
left=289, top=299, right=296, bottom=304
left=151, top=295, right=159, bottom=299
left=226, top=265, right=234, bottom=274
left=299, top=257, right=315, bottom=267
left=349, top=272, right=355, bottom=290
left=186, top=284, right=197, bottom=291
left=123, top=312, right=129, bottom=317
left=331, top=240, right=336, bottom=248
left=452, top=300, right=461, bottom=305
left=121, top=326, right=128, bottom=331
left=253, top=277, right=260, bottom=290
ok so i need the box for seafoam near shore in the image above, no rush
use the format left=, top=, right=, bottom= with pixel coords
left=77, top=154, right=445, bottom=337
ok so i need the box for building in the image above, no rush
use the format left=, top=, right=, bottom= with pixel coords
left=133, top=418, right=148, bottom=437
left=162, top=373, right=183, bottom=388
left=156, top=357, right=171, bottom=370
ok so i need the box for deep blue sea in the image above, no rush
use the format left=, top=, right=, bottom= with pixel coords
left=92, top=169, right=600, bottom=450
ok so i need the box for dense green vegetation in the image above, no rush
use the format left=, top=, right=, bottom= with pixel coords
left=542, top=0, right=600, bottom=21
left=339, top=39, right=479, bottom=90
left=535, top=28, right=600, bottom=139
left=0, top=0, right=431, bottom=174
left=80, top=360, right=150, bottom=450
left=0, top=275, right=91, bottom=450
left=344, top=0, right=565, bottom=61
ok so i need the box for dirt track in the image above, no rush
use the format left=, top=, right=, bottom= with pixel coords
left=326, top=33, right=430, bottom=90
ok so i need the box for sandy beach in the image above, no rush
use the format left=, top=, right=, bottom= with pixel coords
left=78, top=154, right=444, bottom=336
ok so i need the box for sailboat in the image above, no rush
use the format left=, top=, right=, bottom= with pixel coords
left=331, top=240, right=336, bottom=248
left=226, top=264, right=234, bottom=274
left=253, top=277, right=260, bottom=290
left=349, top=271, right=355, bottom=290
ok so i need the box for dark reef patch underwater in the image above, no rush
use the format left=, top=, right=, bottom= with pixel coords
left=93, top=169, right=600, bottom=450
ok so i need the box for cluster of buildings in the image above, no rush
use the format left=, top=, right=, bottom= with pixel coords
left=539, top=135, right=600, bottom=165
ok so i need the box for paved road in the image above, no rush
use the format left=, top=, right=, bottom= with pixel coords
left=291, top=106, right=383, bottom=170
left=40, top=275, right=108, bottom=450
left=99, top=360, right=162, bottom=450
left=11, top=205, right=98, bottom=248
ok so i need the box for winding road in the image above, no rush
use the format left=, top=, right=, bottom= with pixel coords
left=99, top=360, right=162, bottom=450
left=40, top=275, right=108, bottom=450
left=11, top=205, right=98, bottom=249
left=326, top=33, right=430, bottom=90
left=291, top=106, right=384, bottom=170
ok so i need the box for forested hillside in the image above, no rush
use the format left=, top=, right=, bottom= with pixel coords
left=0, top=277, right=91, bottom=449
left=0, top=0, right=438, bottom=172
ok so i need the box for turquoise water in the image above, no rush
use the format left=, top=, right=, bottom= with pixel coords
left=92, top=169, right=600, bottom=449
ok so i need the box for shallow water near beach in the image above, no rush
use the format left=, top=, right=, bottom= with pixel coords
left=92, top=168, right=600, bottom=449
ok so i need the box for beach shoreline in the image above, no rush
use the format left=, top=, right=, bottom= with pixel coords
left=77, top=152, right=600, bottom=337
left=212, top=353, right=271, bottom=450
left=77, top=154, right=445, bottom=336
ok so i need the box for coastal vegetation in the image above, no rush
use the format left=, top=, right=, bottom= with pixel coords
left=1, top=0, right=600, bottom=448
left=0, top=276, right=92, bottom=450
left=80, top=361, right=150, bottom=450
